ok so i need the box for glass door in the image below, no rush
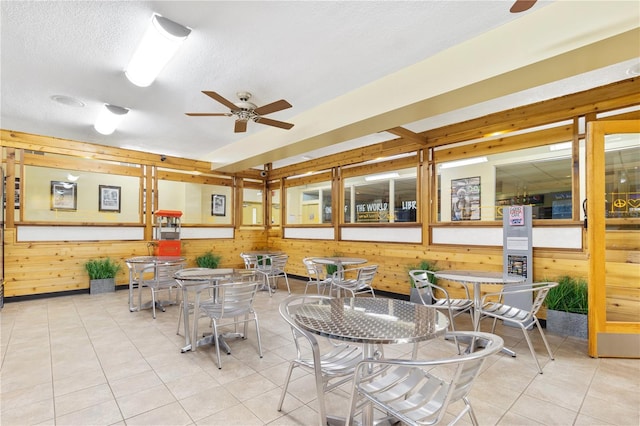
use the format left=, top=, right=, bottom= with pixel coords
left=587, top=120, right=640, bottom=357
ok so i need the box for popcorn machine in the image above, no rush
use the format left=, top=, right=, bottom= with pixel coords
left=153, top=210, right=182, bottom=256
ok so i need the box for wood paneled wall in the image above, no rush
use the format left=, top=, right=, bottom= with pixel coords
left=3, top=227, right=266, bottom=297
left=2, top=78, right=638, bottom=313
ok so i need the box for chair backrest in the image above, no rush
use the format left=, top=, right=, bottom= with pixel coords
left=529, top=281, right=559, bottom=316
left=437, top=331, right=504, bottom=414
left=350, top=331, right=504, bottom=425
left=269, top=254, right=288, bottom=271
left=240, top=253, right=259, bottom=269
left=356, top=265, right=378, bottom=287
left=303, top=258, right=323, bottom=279
left=142, top=261, right=183, bottom=286
left=216, top=279, right=261, bottom=317
left=409, top=269, right=448, bottom=304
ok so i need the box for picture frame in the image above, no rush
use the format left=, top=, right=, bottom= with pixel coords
left=451, top=176, right=481, bottom=221
left=99, top=185, right=121, bottom=213
left=212, top=194, right=226, bottom=216
left=51, top=181, right=77, bottom=211
left=3, top=176, right=20, bottom=209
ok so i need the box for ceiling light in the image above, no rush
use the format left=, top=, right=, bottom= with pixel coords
left=125, top=14, right=191, bottom=87
left=94, top=104, right=129, bottom=135
left=50, top=95, right=85, bottom=108
left=620, top=172, right=628, bottom=184
left=439, top=157, right=488, bottom=170
left=549, top=142, right=572, bottom=151
left=365, top=172, right=399, bottom=181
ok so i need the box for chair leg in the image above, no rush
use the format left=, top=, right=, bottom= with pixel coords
left=212, top=320, right=222, bottom=369
left=519, top=322, right=544, bottom=374
left=283, top=274, right=291, bottom=294
left=176, top=301, right=183, bottom=335
left=277, top=363, right=296, bottom=411
left=534, top=317, right=555, bottom=361
left=254, top=314, right=263, bottom=358
left=151, top=289, right=157, bottom=319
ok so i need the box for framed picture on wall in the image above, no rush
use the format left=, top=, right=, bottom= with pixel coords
left=51, top=181, right=77, bottom=211
left=212, top=194, right=226, bottom=216
left=451, top=176, right=481, bottom=221
left=99, top=185, right=121, bottom=213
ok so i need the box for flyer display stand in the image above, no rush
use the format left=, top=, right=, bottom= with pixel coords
left=153, top=210, right=182, bottom=256
left=503, top=205, right=533, bottom=327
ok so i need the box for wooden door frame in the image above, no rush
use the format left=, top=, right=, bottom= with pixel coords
left=587, top=119, right=640, bottom=357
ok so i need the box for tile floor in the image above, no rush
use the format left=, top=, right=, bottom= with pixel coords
left=1, top=278, right=638, bottom=425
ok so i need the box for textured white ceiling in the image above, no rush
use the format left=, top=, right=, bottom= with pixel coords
left=1, top=1, right=638, bottom=172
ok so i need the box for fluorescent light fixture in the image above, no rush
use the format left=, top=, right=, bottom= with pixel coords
left=94, top=104, right=129, bottom=135
left=549, top=142, right=572, bottom=151
left=365, top=172, right=399, bottom=181
left=125, top=14, right=191, bottom=87
left=439, top=157, right=488, bottom=170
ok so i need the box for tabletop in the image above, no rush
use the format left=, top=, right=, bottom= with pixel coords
left=435, top=270, right=525, bottom=284
left=125, top=255, right=185, bottom=264
left=293, top=297, right=448, bottom=345
left=174, top=267, right=237, bottom=280
left=312, top=257, right=367, bottom=266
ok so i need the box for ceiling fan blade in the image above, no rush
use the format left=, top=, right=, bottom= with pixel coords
left=254, top=99, right=292, bottom=116
left=185, top=113, right=232, bottom=116
left=234, top=119, right=248, bottom=133
left=510, top=0, right=537, bottom=13
left=254, top=117, right=294, bottom=130
left=202, top=91, right=238, bottom=111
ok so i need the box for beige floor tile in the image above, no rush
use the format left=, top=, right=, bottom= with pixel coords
left=116, top=383, right=177, bottom=419
left=197, top=403, right=264, bottom=425
left=243, top=387, right=304, bottom=424
left=125, top=401, right=193, bottom=426
left=54, top=382, right=115, bottom=416
left=225, top=371, right=279, bottom=401
left=55, top=399, right=123, bottom=426
left=179, top=385, right=241, bottom=421
left=509, top=394, right=578, bottom=425
left=0, top=398, right=54, bottom=426
left=0, top=278, right=637, bottom=426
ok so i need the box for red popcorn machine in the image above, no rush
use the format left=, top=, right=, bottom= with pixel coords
left=153, top=210, right=182, bottom=256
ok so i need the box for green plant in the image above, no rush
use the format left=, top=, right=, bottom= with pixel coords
left=407, top=260, right=438, bottom=287
left=84, top=258, right=122, bottom=280
left=545, top=275, right=588, bottom=314
left=324, top=252, right=342, bottom=276
left=196, top=251, right=222, bottom=268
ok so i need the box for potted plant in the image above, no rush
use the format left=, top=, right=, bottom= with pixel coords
left=545, top=275, right=588, bottom=339
left=407, top=260, right=438, bottom=304
left=84, top=258, right=121, bottom=294
left=196, top=251, right=222, bottom=268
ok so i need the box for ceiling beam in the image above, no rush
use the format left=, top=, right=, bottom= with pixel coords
left=208, top=1, right=640, bottom=173
left=384, top=127, right=427, bottom=145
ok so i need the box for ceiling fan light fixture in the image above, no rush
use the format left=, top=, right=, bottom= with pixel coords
left=125, top=14, right=191, bottom=87
left=94, top=104, right=129, bottom=135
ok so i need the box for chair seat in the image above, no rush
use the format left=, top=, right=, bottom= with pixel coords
left=433, top=298, right=473, bottom=311
left=481, top=301, right=530, bottom=322
left=346, top=331, right=504, bottom=426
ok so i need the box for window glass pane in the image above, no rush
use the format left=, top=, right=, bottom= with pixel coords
left=437, top=144, right=573, bottom=222
left=157, top=180, right=232, bottom=224
left=605, top=134, right=640, bottom=219
left=242, top=188, right=263, bottom=225
left=23, top=165, right=140, bottom=223
left=285, top=181, right=331, bottom=224
left=343, top=167, right=417, bottom=223
left=271, top=188, right=281, bottom=226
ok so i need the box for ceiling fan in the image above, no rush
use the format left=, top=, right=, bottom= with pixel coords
left=186, top=91, right=294, bottom=133
left=510, top=0, right=537, bottom=13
